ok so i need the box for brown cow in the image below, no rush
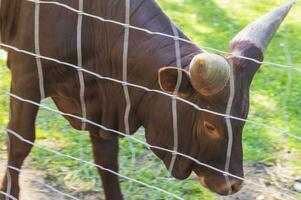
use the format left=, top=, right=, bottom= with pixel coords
left=0, top=0, right=293, bottom=199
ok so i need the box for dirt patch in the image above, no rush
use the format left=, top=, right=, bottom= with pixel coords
left=0, top=167, right=68, bottom=200
left=219, top=150, right=301, bottom=200
left=219, top=164, right=299, bottom=200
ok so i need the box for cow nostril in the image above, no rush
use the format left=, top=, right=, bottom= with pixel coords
left=230, top=181, right=242, bottom=193
left=231, top=184, right=237, bottom=192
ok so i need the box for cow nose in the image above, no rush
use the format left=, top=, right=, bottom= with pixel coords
left=225, top=179, right=243, bottom=195
left=199, top=176, right=243, bottom=196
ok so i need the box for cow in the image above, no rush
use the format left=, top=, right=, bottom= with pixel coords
left=0, top=0, right=293, bottom=199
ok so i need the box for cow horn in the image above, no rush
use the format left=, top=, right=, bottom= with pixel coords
left=231, top=0, right=294, bottom=54
left=189, top=53, right=230, bottom=96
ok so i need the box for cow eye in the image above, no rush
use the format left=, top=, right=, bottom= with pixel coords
left=203, top=121, right=221, bottom=139
left=204, top=122, right=216, bottom=132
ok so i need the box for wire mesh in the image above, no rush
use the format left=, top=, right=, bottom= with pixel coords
left=0, top=0, right=300, bottom=200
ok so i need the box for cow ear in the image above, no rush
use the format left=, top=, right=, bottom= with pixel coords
left=158, top=67, right=194, bottom=97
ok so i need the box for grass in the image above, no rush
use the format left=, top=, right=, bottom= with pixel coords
left=1, top=0, right=301, bottom=199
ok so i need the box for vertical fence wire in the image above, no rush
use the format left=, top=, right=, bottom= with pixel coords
left=224, top=60, right=236, bottom=194
left=122, top=1, right=136, bottom=193
left=34, top=0, right=45, bottom=100
left=123, top=0, right=131, bottom=136
left=224, top=9, right=236, bottom=190
left=76, top=2, right=87, bottom=198
left=168, top=23, right=182, bottom=175
left=77, top=0, right=87, bottom=131
left=224, top=15, right=235, bottom=193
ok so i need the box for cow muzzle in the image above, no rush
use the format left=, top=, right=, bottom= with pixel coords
left=199, top=175, right=243, bottom=196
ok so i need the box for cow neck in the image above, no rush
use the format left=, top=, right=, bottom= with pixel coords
left=0, top=0, right=21, bottom=44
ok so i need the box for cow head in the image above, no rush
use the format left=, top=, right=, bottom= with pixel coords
left=154, top=2, right=293, bottom=196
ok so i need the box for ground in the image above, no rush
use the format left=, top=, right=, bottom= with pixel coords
left=0, top=0, right=301, bottom=199
left=0, top=168, right=63, bottom=200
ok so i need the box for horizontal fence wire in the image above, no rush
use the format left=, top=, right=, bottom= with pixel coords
left=0, top=42, right=300, bottom=142
left=0, top=191, right=17, bottom=200
left=0, top=92, right=297, bottom=200
left=0, top=165, right=79, bottom=200
left=0, top=128, right=184, bottom=200
left=27, top=0, right=301, bottom=73
left=0, top=1, right=300, bottom=199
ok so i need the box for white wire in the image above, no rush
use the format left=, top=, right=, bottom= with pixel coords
left=76, top=0, right=87, bottom=131
left=224, top=60, right=236, bottom=195
left=76, top=2, right=87, bottom=198
left=123, top=0, right=131, bottom=136
left=25, top=0, right=301, bottom=73
left=0, top=191, right=17, bottom=200
left=34, top=0, right=46, bottom=100
left=122, top=0, right=136, bottom=192
left=1, top=42, right=300, bottom=142
left=1, top=128, right=184, bottom=200
left=168, top=23, right=182, bottom=175
left=2, top=92, right=298, bottom=200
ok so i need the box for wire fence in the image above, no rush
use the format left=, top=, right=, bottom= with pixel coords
left=0, top=0, right=300, bottom=200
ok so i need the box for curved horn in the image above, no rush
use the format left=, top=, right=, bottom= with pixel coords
left=189, top=53, right=230, bottom=96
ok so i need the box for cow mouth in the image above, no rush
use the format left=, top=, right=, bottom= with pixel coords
left=169, top=167, right=191, bottom=180
left=199, top=175, right=243, bottom=196
left=161, top=154, right=192, bottom=180
left=166, top=161, right=192, bottom=180
left=149, top=149, right=192, bottom=180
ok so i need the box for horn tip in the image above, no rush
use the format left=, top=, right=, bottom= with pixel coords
left=230, top=1, right=294, bottom=54
left=283, top=0, right=295, bottom=12
left=288, top=0, right=296, bottom=6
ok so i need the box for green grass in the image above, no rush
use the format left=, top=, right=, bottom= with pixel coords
left=1, top=0, right=301, bottom=199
